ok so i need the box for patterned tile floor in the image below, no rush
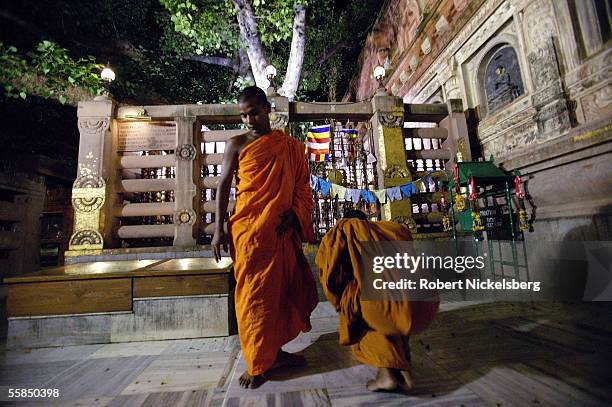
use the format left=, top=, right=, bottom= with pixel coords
left=0, top=301, right=611, bottom=406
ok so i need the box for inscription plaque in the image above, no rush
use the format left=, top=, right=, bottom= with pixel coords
left=118, top=121, right=176, bottom=152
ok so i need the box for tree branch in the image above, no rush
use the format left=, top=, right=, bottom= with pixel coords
left=302, top=41, right=353, bottom=78
left=184, top=55, right=237, bottom=69
left=279, top=5, right=306, bottom=100
left=2, top=73, right=94, bottom=107
left=231, top=0, right=268, bottom=89
left=0, top=9, right=49, bottom=39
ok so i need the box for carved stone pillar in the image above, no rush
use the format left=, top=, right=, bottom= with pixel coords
left=268, top=95, right=289, bottom=132
left=173, top=116, right=197, bottom=246
left=68, top=98, right=117, bottom=253
left=527, top=38, right=573, bottom=137
left=371, top=94, right=414, bottom=230
left=440, top=98, right=471, bottom=167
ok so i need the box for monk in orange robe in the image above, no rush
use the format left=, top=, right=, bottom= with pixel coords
left=316, top=210, right=439, bottom=392
left=212, top=86, right=318, bottom=389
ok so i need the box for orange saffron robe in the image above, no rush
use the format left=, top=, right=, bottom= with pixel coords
left=229, top=130, right=318, bottom=376
left=316, top=219, right=439, bottom=369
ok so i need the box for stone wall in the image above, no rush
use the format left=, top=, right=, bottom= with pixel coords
left=349, top=0, right=612, bottom=240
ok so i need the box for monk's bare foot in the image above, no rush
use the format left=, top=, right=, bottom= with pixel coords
left=239, top=371, right=266, bottom=389
left=367, top=368, right=398, bottom=392
left=397, top=368, right=415, bottom=392
left=272, top=350, right=307, bottom=369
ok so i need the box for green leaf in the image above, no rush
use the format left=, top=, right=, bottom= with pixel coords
left=58, top=95, right=66, bottom=104
left=68, top=76, right=75, bottom=84
left=19, top=91, right=26, bottom=99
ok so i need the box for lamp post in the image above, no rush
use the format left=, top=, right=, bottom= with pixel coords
left=95, top=66, right=115, bottom=101
left=374, top=65, right=388, bottom=96
left=265, top=64, right=277, bottom=97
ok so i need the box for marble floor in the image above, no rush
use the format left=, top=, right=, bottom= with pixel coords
left=0, top=301, right=611, bottom=406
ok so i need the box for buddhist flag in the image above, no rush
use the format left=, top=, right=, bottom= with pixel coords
left=307, top=124, right=331, bottom=162
left=342, top=129, right=358, bottom=139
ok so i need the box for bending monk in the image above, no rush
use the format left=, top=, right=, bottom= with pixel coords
left=212, top=86, right=318, bottom=389
left=316, top=210, right=439, bottom=393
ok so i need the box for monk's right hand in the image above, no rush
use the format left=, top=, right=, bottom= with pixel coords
left=211, top=230, right=228, bottom=263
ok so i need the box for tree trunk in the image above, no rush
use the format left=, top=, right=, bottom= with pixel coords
left=231, top=0, right=269, bottom=90
left=280, top=5, right=306, bottom=100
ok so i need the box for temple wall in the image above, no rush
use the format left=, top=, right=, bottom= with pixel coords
left=349, top=0, right=612, bottom=240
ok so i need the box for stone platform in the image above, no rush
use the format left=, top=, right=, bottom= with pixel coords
left=3, top=257, right=234, bottom=349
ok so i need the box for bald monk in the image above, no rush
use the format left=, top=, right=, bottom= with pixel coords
left=212, top=86, right=318, bottom=389
left=316, top=210, right=439, bottom=393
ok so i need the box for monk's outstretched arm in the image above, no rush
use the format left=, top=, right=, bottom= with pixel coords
left=212, top=137, right=240, bottom=262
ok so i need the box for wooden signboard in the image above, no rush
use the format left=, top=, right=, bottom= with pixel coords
left=117, top=121, right=176, bottom=152
left=480, top=205, right=517, bottom=240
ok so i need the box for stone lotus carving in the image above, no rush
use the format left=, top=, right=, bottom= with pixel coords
left=69, top=229, right=103, bottom=247
left=71, top=175, right=106, bottom=213
left=392, top=216, right=417, bottom=231
left=379, top=113, right=403, bottom=128
left=269, top=112, right=288, bottom=129
left=176, top=144, right=197, bottom=161
left=174, top=209, right=196, bottom=226
left=73, top=174, right=105, bottom=189
left=384, top=165, right=410, bottom=179
left=72, top=195, right=105, bottom=213
left=77, top=119, right=110, bottom=137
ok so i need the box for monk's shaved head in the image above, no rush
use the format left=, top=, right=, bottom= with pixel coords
left=239, top=86, right=270, bottom=108
left=344, top=210, right=368, bottom=220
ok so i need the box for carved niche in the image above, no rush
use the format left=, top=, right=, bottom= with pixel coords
left=484, top=46, right=525, bottom=114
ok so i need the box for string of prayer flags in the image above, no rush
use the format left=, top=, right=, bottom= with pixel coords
left=318, top=178, right=331, bottom=196
left=386, top=187, right=402, bottom=202
left=310, top=174, right=318, bottom=190
left=330, top=183, right=346, bottom=199
left=373, top=189, right=387, bottom=204
left=345, top=188, right=361, bottom=203
left=361, top=190, right=376, bottom=204
left=310, top=171, right=442, bottom=205
left=400, top=183, right=417, bottom=198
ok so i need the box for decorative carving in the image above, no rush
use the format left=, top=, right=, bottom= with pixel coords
left=176, top=144, right=196, bottom=161
left=73, top=174, right=105, bottom=189
left=379, top=113, right=403, bottom=128
left=581, top=85, right=612, bottom=122
left=527, top=38, right=572, bottom=134
left=77, top=119, right=110, bottom=137
left=435, top=16, right=449, bottom=35
left=69, top=229, right=103, bottom=248
left=71, top=174, right=106, bottom=213
left=384, top=165, right=410, bottom=179
left=407, top=0, right=506, bottom=102
left=566, top=49, right=611, bottom=96
left=174, top=209, right=196, bottom=225
left=454, top=1, right=513, bottom=65
left=269, top=112, right=288, bottom=129
left=410, top=56, right=419, bottom=71
left=72, top=195, right=105, bottom=213
left=527, top=39, right=560, bottom=92
left=392, top=216, right=417, bottom=231
left=391, top=83, right=400, bottom=95
left=523, top=0, right=556, bottom=53
left=421, top=37, right=431, bottom=55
